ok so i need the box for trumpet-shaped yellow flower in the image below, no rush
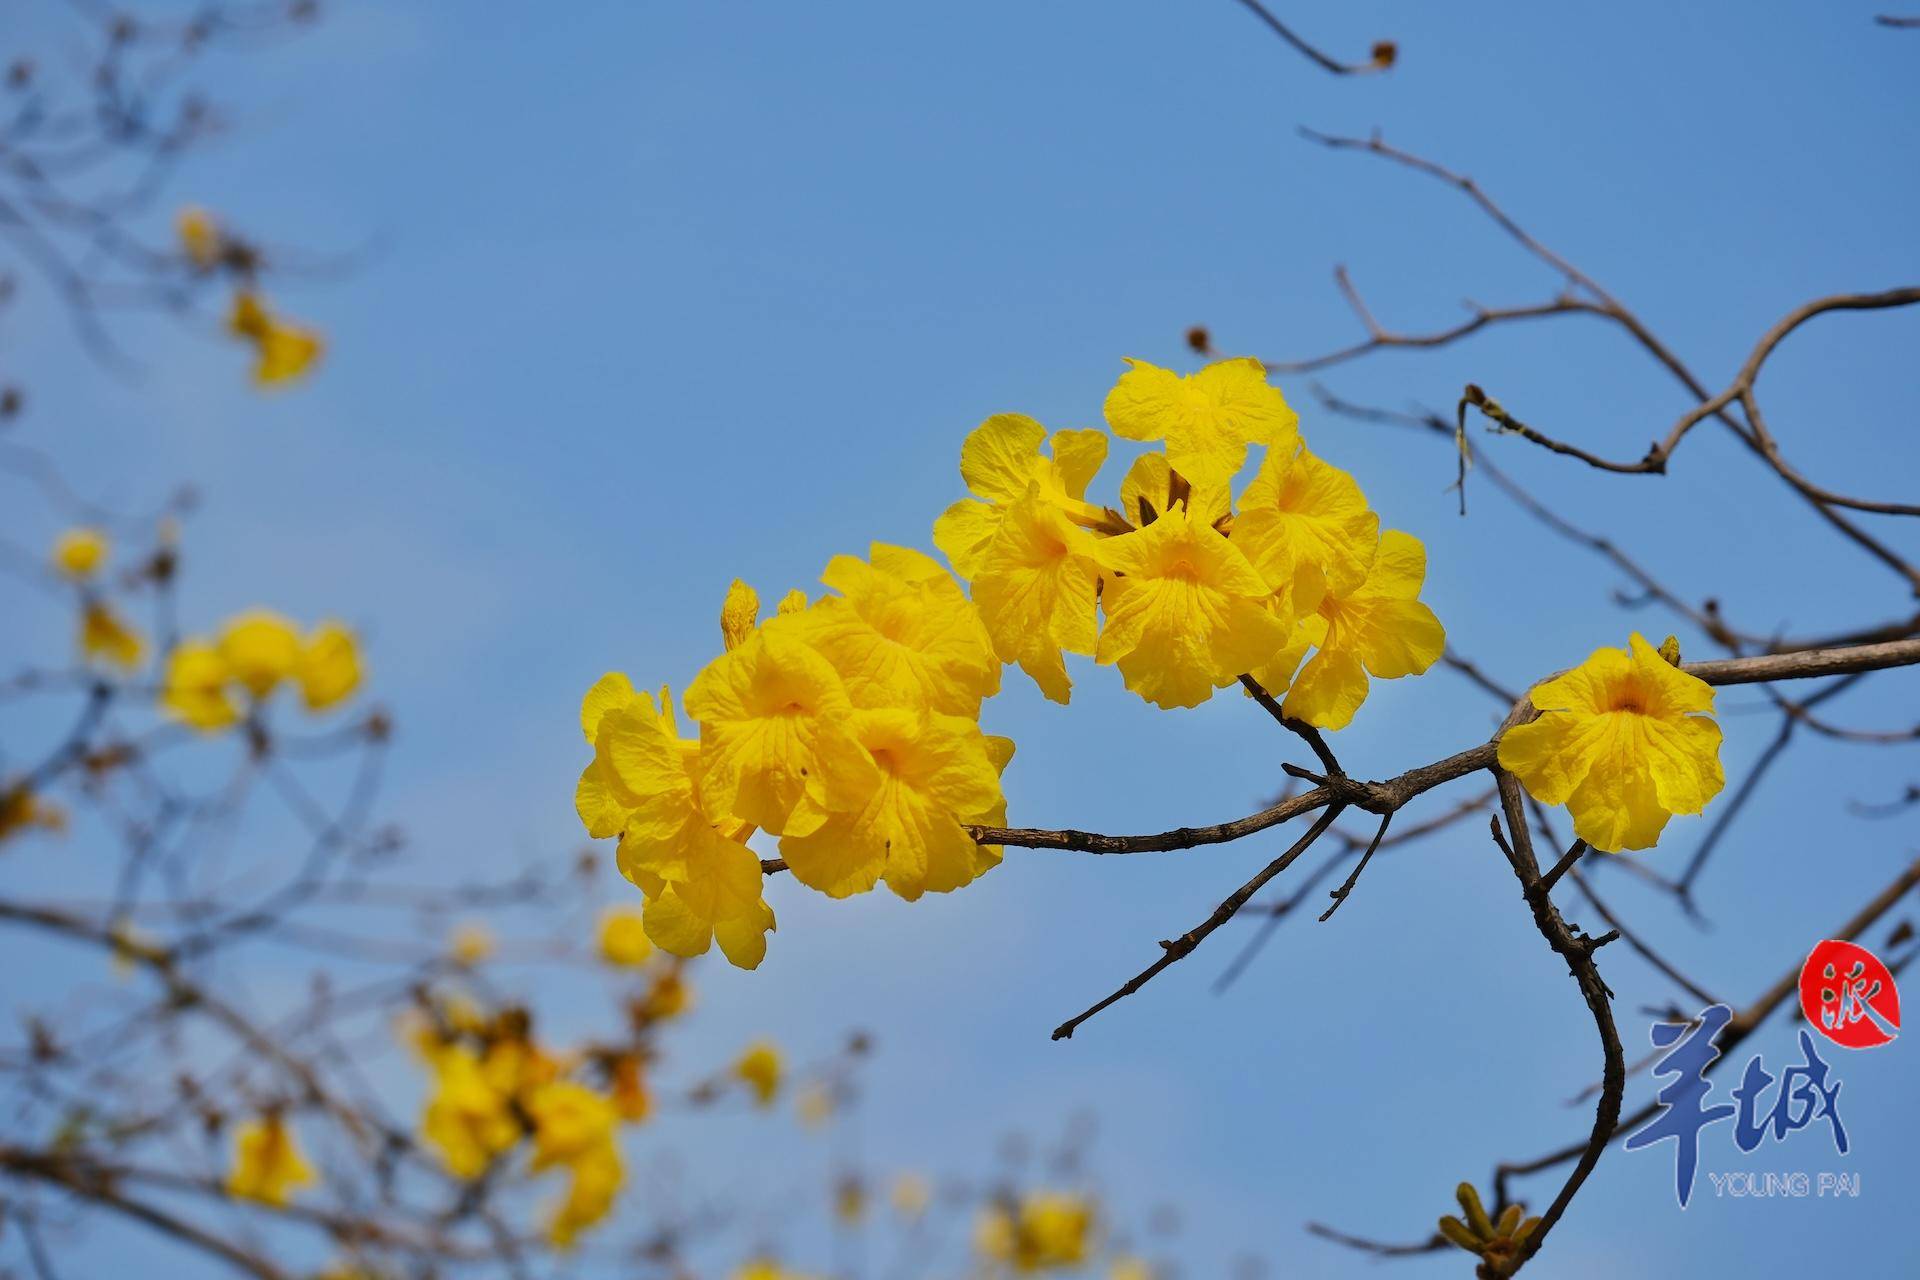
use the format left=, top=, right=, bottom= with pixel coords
left=296, top=622, right=361, bottom=711
left=52, top=527, right=108, bottom=579
left=970, top=488, right=1103, bottom=704
left=721, top=579, right=760, bottom=651
left=1093, top=504, right=1291, bottom=709
left=684, top=630, right=879, bottom=838
left=228, top=292, right=324, bottom=387
left=779, top=544, right=999, bottom=716
left=226, top=1116, right=315, bottom=1206
left=734, top=1039, right=783, bottom=1106
left=80, top=602, right=145, bottom=670
left=420, top=1045, right=520, bottom=1178
left=1103, top=357, right=1297, bottom=489
left=1232, top=443, right=1380, bottom=598
left=778, top=708, right=1005, bottom=900
left=975, top=1192, right=1095, bottom=1272
left=597, top=906, right=653, bottom=967
left=933, top=413, right=1109, bottom=580
left=162, top=640, right=239, bottom=731
left=1282, top=530, right=1444, bottom=730
left=547, top=1142, right=622, bottom=1249
left=526, top=1081, right=619, bottom=1172
left=580, top=679, right=778, bottom=968
left=220, top=610, right=302, bottom=699
left=1498, top=633, right=1725, bottom=852
left=177, top=206, right=222, bottom=269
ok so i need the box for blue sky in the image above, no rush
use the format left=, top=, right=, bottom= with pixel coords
left=8, top=1, right=1920, bottom=1275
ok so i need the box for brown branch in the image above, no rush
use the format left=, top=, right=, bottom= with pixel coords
left=1230, top=0, right=1395, bottom=76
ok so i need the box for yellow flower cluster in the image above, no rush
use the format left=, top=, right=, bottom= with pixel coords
left=176, top=207, right=324, bottom=387
left=576, top=546, right=1013, bottom=969
left=974, top=1191, right=1096, bottom=1273
left=1500, top=633, right=1725, bottom=852
left=226, top=1114, right=315, bottom=1207
left=934, top=358, right=1444, bottom=721
left=161, top=609, right=361, bottom=731
left=51, top=527, right=147, bottom=671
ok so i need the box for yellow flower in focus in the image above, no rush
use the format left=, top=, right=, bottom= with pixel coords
left=1093, top=504, right=1291, bottom=710
left=597, top=906, right=653, bottom=967
left=219, top=610, right=302, bottom=699
left=80, top=602, right=145, bottom=671
left=933, top=413, right=1109, bottom=580
left=1498, top=633, right=1725, bottom=853
left=684, top=630, right=879, bottom=838
left=545, top=1141, right=623, bottom=1249
left=778, top=709, right=1005, bottom=900
left=1232, top=443, right=1381, bottom=599
left=228, top=291, right=324, bottom=387
left=226, top=1115, right=315, bottom=1206
left=525, top=1081, right=619, bottom=1173
left=0, top=783, right=67, bottom=846
left=52, top=527, right=109, bottom=579
left=177, top=206, right=222, bottom=269
left=890, top=1172, right=932, bottom=1220
left=162, top=640, right=239, bottom=731
left=420, top=1045, right=520, bottom=1178
left=1103, top=357, right=1297, bottom=489
left=1116, top=451, right=1228, bottom=531
left=975, top=1192, right=1095, bottom=1272
left=733, top=1040, right=782, bottom=1107
left=778, top=544, right=1000, bottom=716
left=721, top=578, right=761, bottom=650
left=449, top=922, right=495, bottom=967
left=1281, top=530, right=1445, bottom=730
left=296, top=622, right=362, bottom=711
left=970, top=488, right=1103, bottom=704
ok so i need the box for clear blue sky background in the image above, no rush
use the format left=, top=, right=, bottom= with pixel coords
left=8, top=2, right=1920, bottom=1275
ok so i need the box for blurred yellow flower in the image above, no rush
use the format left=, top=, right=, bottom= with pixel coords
left=610, top=1054, right=652, bottom=1124
left=226, top=1115, right=315, bottom=1206
left=889, top=1171, right=932, bottom=1220
left=52, top=527, right=108, bottom=579
left=296, top=621, right=362, bottom=711
left=449, top=922, right=495, bottom=967
left=161, top=640, right=239, bottom=731
left=79, top=602, right=145, bottom=671
left=177, top=206, right=222, bottom=269
left=1498, top=633, right=1725, bottom=852
left=219, top=609, right=302, bottom=699
left=228, top=291, right=324, bottom=387
left=638, top=964, right=694, bottom=1022
left=1103, top=356, right=1297, bottom=489
left=597, top=906, right=653, bottom=967
left=546, top=1142, right=622, bottom=1248
left=835, top=1175, right=867, bottom=1223
left=526, top=1081, right=619, bottom=1172
left=733, top=1040, right=782, bottom=1107
left=420, top=1045, right=519, bottom=1178
left=975, top=1192, right=1095, bottom=1272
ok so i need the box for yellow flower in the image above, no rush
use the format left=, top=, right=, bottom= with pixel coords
left=449, top=922, right=495, bottom=966
left=226, top=1116, right=315, bottom=1206
left=933, top=413, right=1109, bottom=580
left=1093, top=504, right=1291, bottom=709
left=778, top=544, right=1000, bottom=716
left=721, top=579, right=761, bottom=650
left=580, top=679, right=777, bottom=969
left=526, top=1082, right=619, bottom=1173
left=161, top=639, right=239, bottom=731
left=597, top=906, right=653, bottom=967
left=778, top=708, right=1005, bottom=900
left=734, top=1040, right=782, bottom=1107
left=80, top=602, right=145, bottom=670
left=975, top=1192, right=1095, bottom=1272
left=296, top=622, right=361, bottom=711
left=1281, top=530, right=1445, bottom=730
left=177, top=206, right=222, bottom=269
left=228, top=292, right=324, bottom=387
left=638, top=964, right=694, bottom=1022
left=1103, top=357, right=1297, bottom=489
left=733, top=1260, right=819, bottom=1280
left=969, top=487, right=1103, bottom=704
left=796, top=1082, right=835, bottom=1128
left=420, top=1045, right=520, bottom=1178
left=890, top=1172, right=932, bottom=1220
left=545, top=1140, right=623, bottom=1248
left=1498, top=633, right=1726, bottom=852
left=52, top=527, right=109, bottom=579
left=684, top=629, right=879, bottom=838
left=1117, top=451, right=1228, bottom=530
left=1231, top=443, right=1380, bottom=599
left=1109, top=1258, right=1156, bottom=1280
left=0, top=783, right=67, bottom=846
left=219, top=610, right=302, bottom=699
